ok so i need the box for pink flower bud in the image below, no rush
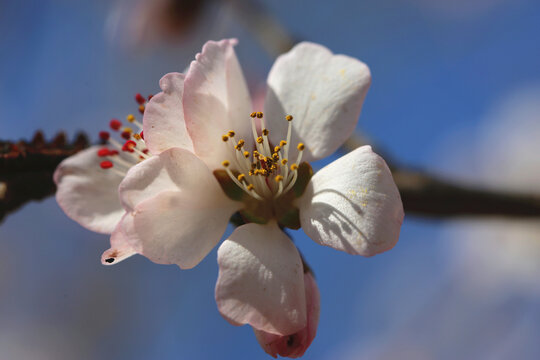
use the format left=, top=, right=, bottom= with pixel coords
left=253, top=272, right=320, bottom=358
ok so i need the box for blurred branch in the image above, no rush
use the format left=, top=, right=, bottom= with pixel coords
left=342, top=136, right=540, bottom=219
left=0, top=131, right=89, bottom=224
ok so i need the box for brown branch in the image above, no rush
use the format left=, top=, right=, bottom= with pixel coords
left=0, top=131, right=89, bottom=224
left=394, top=169, right=540, bottom=218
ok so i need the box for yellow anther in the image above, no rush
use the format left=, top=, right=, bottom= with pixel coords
left=237, top=174, right=246, bottom=182
left=262, top=129, right=269, bottom=136
left=286, top=115, right=293, bottom=121
left=249, top=169, right=255, bottom=176
left=280, top=140, right=287, bottom=147
left=243, top=151, right=250, bottom=158
left=281, top=159, right=288, bottom=165
left=274, top=146, right=281, bottom=153
left=250, top=112, right=257, bottom=118
left=253, top=150, right=260, bottom=157
left=123, top=127, right=133, bottom=133
left=256, top=136, right=264, bottom=144
left=235, top=139, right=245, bottom=150
left=227, top=130, right=235, bottom=137
left=247, top=184, right=255, bottom=191
left=138, top=105, right=145, bottom=113
left=275, top=175, right=284, bottom=183
left=256, top=112, right=263, bottom=118
left=272, top=153, right=279, bottom=161
left=222, top=135, right=229, bottom=142
left=290, top=163, right=298, bottom=171
left=126, top=114, right=136, bottom=122
left=133, top=133, right=141, bottom=140
left=222, top=160, right=230, bottom=167
left=297, top=143, right=305, bottom=151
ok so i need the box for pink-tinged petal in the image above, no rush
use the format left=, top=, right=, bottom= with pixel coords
left=254, top=271, right=320, bottom=358
left=119, top=147, right=226, bottom=211
left=54, top=146, right=124, bottom=234
left=130, top=190, right=237, bottom=269
left=118, top=147, right=240, bottom=269
left=216, top=223, right=307, bottom=335
left=264, top=42, right=371, bottom=162
left=298, top=146, right=404, bottom=256
left=101, top=213, right=137, bottom=266
left=184, top=39, right=253, bottom=169
left=143, top=72, right=194, bottom=154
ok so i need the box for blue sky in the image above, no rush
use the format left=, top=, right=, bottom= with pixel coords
left=1, top=0, right=539, bottom=359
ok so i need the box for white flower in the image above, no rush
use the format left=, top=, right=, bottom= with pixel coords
left=55, top=39, right=404, bottom=351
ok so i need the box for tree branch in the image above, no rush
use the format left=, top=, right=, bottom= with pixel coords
left=0, top=131, right=89, bottom=224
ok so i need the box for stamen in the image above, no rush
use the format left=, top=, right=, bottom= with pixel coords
left=274, top=175, right=284, bottom=198
left=110, top=119, right=122, bottom=131
left=295, top=143, right=304, bottom=166
left=122, top=140, right=137, bottom=152
left=227, top=130, right=235, bottom=137
left=126, top=114, right=143, bottom=129
left=100, top=160, right=113, bottom=169
left=97, top=148, right=110, bottom=157
left=222, top=135, right=229, bottom=142
left=283, top=115, right=293, bottom=163
left=135, top=93, right=146, bottom=105
left=138, top=105, right=145, bottom=114
left=121, top=131, right=132, bottom=140
left=99, top=131, right=110, bottom=141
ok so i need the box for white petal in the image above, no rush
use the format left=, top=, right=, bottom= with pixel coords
left=130, top=190, right=237, bottom=269
left=183, top=39, right=253, bottom=169
left=119, top=147, right=223, bottom=211
left=264, top=42, right=371, bottom=162
left=298, top=146, right=403, bottom=256
left=101, top=213, right=137, bottom=266
left=118, top=147, right=240, bottom=269
left=143, top=72, right=194, bottom=154
left=54, top=146, right=124, bottom=234
left=215, top=223, right=307, bottom=335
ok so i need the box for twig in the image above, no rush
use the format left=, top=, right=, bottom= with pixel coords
left=0, top=131, right=89, bottom=224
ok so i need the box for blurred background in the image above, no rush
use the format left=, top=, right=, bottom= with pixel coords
left=1, top=0, right=540, bottom=359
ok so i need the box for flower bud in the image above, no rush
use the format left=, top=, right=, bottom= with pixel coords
left=253, top=271, right=320, bottom=358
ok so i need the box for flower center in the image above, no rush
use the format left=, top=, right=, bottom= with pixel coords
left=216, top=112, right=313, bottom=229
left=220, top=112, right=305, bottom=200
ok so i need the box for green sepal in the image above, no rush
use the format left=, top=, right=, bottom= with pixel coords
left=291, top=162, right=313, bottom=198
left=213, top=169, right=246, bottom=201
